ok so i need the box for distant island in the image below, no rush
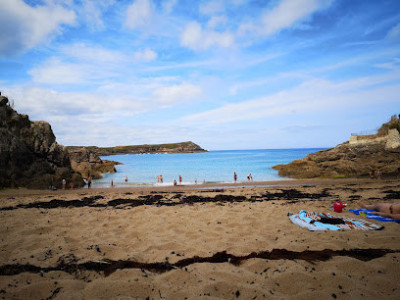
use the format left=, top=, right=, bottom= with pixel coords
left=66, top=141, right=207, bottom=156
left=66, top=142, right=207, bottom=180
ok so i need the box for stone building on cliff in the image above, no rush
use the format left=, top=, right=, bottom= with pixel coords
left=349, top=115, right=400, bottom=150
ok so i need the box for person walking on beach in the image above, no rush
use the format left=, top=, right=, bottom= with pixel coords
left=234, top=172, right=237, bottom=183
left=160, top=175, right=163, bottom=183
left=62, top=178, right=66, bottom=190
left=179, top=175, right=182, bottom=185
left=87, top=176, right=92, bottom=189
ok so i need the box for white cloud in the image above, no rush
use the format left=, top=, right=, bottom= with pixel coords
left=387, top=23, right=400, bottom=39
left=125, top=0, right=153, bottom=30
left=6, top=79, right=203, bottom=119
left=81, top=0, right=115, bottom=30
left=199, top=1, right=225, bottom=15
left=61, top=43, right=127, bottom=63
left=29, top=58, right=89, bottom=85
left=183, top=71, right=400, bottom=125
left=162, top=0, right=178, bottom=14
left=28, top=43, right=130, bottom=85
left=207, top=15, right=228, bottom=29
left=152, top=83, right=203, bottom=104
left=180, top=21, right=234, bottom=50
left=262, top=0, right=333, bottom=36
left=238, top=0, right=333, bottom=37
left=133, top=48, right=158, bottom=62
left=28, top=55, right=123, bottom=85
left=375, top=58, right=400, bottom=70
left=0, top=0, right=76, bottom=56
left=3, top=86, right=142, bottom=119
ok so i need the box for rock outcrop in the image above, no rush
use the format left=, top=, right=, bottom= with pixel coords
left=0, top=95, right=84, bottom=189
left=273, top=116, right=400, bottom=178
left=68, top=147, right=120, bottom=179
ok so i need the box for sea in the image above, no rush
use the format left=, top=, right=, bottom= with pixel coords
left=92, top=148, right=325, bottom=187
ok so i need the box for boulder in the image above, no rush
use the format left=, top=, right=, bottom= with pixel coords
left=68, top=147, right=119, bottom=179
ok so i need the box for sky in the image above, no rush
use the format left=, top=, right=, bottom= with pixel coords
left=1, top=0, right=400, bottom=150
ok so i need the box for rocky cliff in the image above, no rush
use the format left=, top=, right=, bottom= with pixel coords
left=273, top=116, right=400, bottom=178
left=0, top=96, right=84, bottom=189
left=68, top=147, right=121, bottom=179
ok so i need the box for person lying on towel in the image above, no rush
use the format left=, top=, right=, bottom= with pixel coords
left=360, top=202, right=400, bottom=219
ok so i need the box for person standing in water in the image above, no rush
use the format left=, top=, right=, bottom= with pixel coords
left=234, top=172, right=237, bottom=183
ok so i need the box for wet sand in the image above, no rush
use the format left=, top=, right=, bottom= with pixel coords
left=1, top=178, right=399, bottom=299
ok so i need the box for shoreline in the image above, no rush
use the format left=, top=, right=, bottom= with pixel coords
left=0, top=177, right=394, bottom=196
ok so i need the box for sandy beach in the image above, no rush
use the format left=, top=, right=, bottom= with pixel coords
left=1, top=178, right=399, bottom=299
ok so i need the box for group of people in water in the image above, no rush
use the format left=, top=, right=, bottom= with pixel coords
left=75, top=171, right=256, bottom=189
left=233, top=172, right=253, bottom=183
left=169, top=172, right=255, bottom=186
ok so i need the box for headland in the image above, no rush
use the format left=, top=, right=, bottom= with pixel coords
left=273, top=115, right=400, bottom=179
left=67, top=141, right=207, bottom=156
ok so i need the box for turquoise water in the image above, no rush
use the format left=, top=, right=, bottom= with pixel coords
left=93, top=148, right=324, bottom=187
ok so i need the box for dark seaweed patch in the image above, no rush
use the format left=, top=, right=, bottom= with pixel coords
left=0, top=195, right=105, bottom=210
left=261, top=188, right=334, bottom=201
left=0, top=188, right=341, bottom=211
left=0, top=248, right=397, bottom=277
left=383, top=190, right=400, bottom=200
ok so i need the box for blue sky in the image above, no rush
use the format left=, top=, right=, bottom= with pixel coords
left=1, top=0, right=400, bottom=150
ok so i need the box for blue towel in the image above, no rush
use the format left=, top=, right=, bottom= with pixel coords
left=289, top=210, right=384, bottom=231
left=298, top=210, right=342, bottom=231
left=349, top=208, right=400, bottom=224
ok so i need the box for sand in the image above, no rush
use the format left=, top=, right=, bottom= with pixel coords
left=1, top=178, right=399, bottom=299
